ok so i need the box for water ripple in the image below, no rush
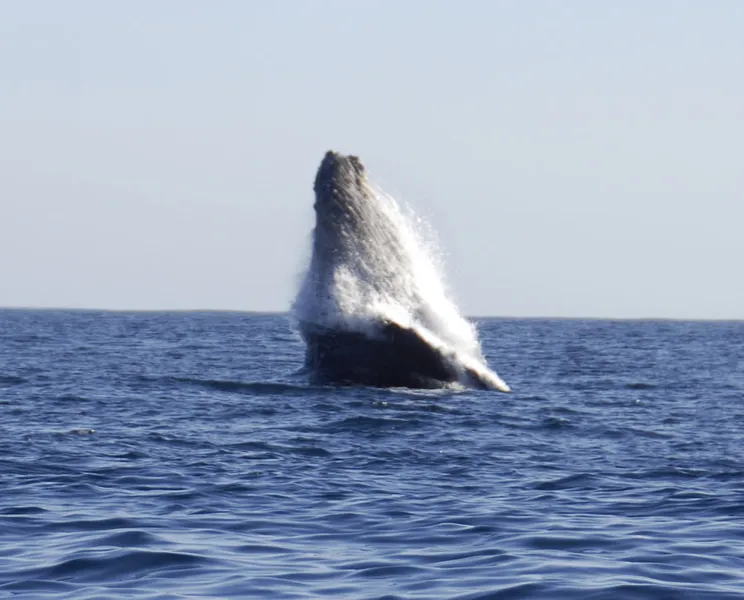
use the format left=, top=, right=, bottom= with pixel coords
left=2, top=312, right=744, bottom=598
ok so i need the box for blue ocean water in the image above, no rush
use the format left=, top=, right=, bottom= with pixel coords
left=1, top=310, right=743, bottom=599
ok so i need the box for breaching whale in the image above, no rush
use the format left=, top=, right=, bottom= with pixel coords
left=292, top=150, right=510, bottom=392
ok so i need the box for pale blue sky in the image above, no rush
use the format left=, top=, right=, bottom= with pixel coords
left=1, top=1, right=742, bottom=318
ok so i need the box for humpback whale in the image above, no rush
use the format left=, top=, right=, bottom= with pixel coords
left=292, top=151, right=510, bottom=392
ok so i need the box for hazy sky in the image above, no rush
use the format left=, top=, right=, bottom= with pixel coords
left=1, top=1, right=742, bottom=318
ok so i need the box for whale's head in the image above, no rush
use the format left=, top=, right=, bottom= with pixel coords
left=311, top=151, right=382, bottom=260
left=314, top=151, right=367, bottom=192
left=313, top=151, right=369, bottom=224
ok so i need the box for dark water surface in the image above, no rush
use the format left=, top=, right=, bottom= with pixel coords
left=1, top=310, right=744, bottom=599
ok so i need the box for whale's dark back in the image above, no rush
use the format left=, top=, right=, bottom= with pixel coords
left=302, top=321, right=456, bottom=389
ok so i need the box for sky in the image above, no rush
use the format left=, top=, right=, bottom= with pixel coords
left=1, top=1, right=742, bottom=318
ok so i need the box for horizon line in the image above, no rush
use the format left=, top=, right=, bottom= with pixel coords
left=1, top=306, right=742, bottom=323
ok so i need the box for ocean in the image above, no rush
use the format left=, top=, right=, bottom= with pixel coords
left=1, top=309, right=743, bottom=599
